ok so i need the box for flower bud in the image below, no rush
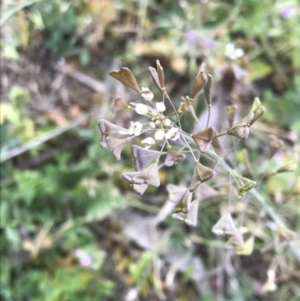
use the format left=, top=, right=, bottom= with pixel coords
left=163, top=118, right=172, bottom=127
left=149, top=122, right=156, bottom=129
left=141, top=87, right=154, bottom=101
left=156, top=102, right=166, bottom=112
left=135, top=104, right=149, bottom=115
left=165, top=127, right=180, bottom=141
left=154, top=130, right=165, bottom=141
left=141, top=137, right=155, bottom=149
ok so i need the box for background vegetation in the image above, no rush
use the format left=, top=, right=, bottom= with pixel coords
left=1, top=0, right=299, bottom=300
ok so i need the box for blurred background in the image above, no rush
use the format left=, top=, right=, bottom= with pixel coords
left=1, top=0, right=300, bottom=300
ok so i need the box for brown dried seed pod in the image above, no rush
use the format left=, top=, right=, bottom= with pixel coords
left=204, top=74, right=213, bottom=127
left=164, top=149, right=186, bottom=167
left=149, top=67, right=162, bottom=91
left=109, top=67, right=141, bottom=92
left=226, top=112, right=254, bottom=139
left=192, top=127, right=216, bottom=153
left=156, top=60, right=165, bottom=89
left=227, top=126, right=250, bottom=140
left=190, top=64, right=208, bottom=99
left=204, top=74, right=213, bottom=106
left=131, top=145, right=161, bottom=171
left=111, top=96, right=128, bottom=113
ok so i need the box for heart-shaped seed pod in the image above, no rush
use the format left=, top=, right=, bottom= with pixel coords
left=109, top=67, right=141, bottom=92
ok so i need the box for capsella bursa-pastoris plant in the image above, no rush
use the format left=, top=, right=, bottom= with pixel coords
left=97, top=60, right=296, bottom=253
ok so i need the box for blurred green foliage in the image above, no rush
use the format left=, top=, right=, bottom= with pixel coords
left=263, top=76, right=300, bottom=134
left=0, top=122, right=123, bottom=299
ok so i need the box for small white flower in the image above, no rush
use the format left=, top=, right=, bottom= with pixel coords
left=149, top=122, right=156, bottom=129
left=225, top=43, right=244, bottom=60
left=165, top=127, right=180, bottom=140
left=135, top=104, right=149, bottom=115
left=154, top=130, right=165, bottom=141
left=156, top=102, right=166, bottom=112
left=163, top=118, right=172, bottom=127
left=129, top=121, right=142, bottom=136
left=119, top=121, right=142, bottom=136
left=140, top=87, right=154, bottom=101
left=141, top=137, right=155, bottom=149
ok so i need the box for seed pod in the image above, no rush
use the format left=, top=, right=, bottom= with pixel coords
left=98, top=119, right=132, bottom=147
left=173, top=188, right=192, bottom=214
left=164, top=149, right=186, bottom=167
left=250, top=97, right=261, bottom=111
left=134, top=161, right=160, bottom=187
left=189, top=161, right=216, bottom=192
left=109, top=67, right=141, bottom=92
left=226, top=112, right=254, bottom=139
left=123, top=173, right=149, bottom=195
left=250, top=104, right=265, bottom=126
left=204, top=74, right=213, bottom=128
left=148, top=60, right=166, bottom=93
left=190, top=64, right=208, bottom=100
left=111, top=96, right=129, bottom=113
left=172, top=199, right=200, bottom=227
left=106, top=137, right=130, bottom=160
left=192, top=127, right=216, bottom=153
left=178, top=96, right=199, bottom=123
left=237, top=175, right=256, bottom=198
left=212, top=212, right=237, bottom=236
left=122, top=161, right=160, bottom=188
left=178, top=96, right=191, bottom=113
left=131, top=145, right=161, bottom=171
left=133, top=184, right=148, bottom=195
left=156, top=60, right=165, bottom=90
left=149, top=66, right=162, bottom=92
left=166, top=184, right=187, bottom=203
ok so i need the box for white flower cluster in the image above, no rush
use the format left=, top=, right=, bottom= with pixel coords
left=118, top=88, right=181, bottom=148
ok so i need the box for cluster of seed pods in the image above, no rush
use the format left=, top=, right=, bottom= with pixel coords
left=98, top=60, right=271, bottom=253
